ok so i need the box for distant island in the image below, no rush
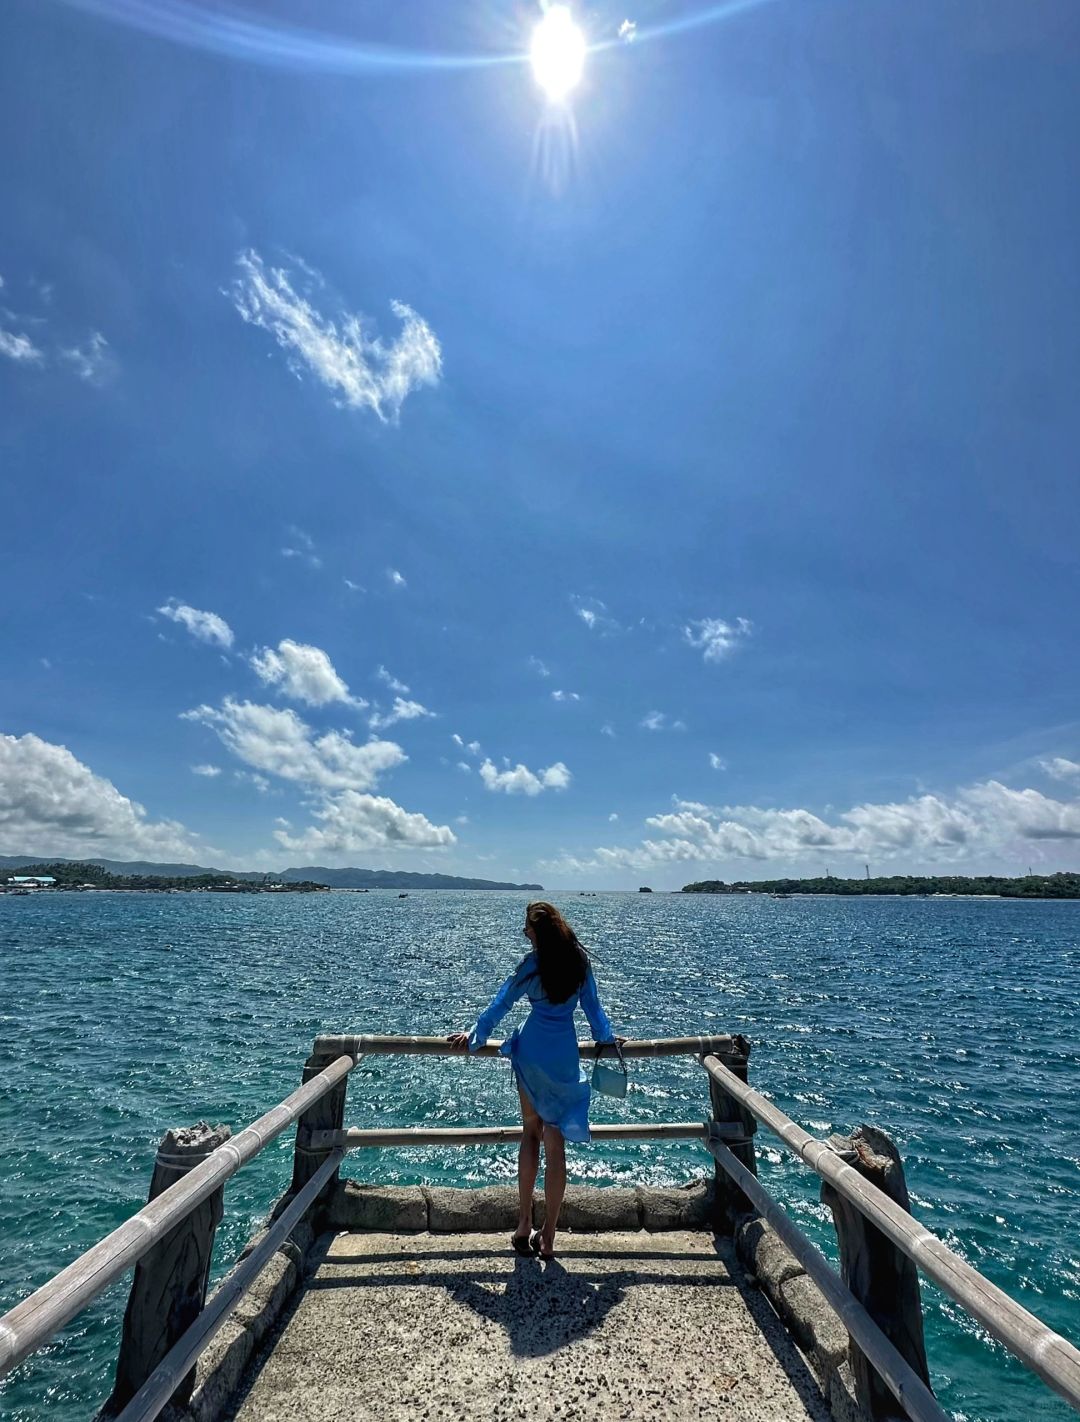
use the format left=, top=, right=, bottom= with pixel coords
left=682, top=872, right=1080, bottom=899
left=0, top=855, right=542, bottom=893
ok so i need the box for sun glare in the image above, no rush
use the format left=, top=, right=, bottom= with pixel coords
left=530, top=5, right=586, bottom=102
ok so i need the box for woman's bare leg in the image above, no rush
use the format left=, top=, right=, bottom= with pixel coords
left=540, top=1125, right=566, bottom=1255
left=516, top=1086, right=543, bottom=1239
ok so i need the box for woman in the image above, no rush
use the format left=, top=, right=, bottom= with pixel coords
left=448, top=900, right=621, bottom=1261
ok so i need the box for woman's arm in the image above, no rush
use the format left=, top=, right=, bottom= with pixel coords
left=580, top=968, right=616, bottom=1044
left=458, top=957, right=534, bottom=1052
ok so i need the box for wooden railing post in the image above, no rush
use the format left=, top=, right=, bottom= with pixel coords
left=821, top=1125, right=933, bottom=1419
left=102, top=1122, right=230, bottom=1416
left=705, top=1035, right=757, bottom=1229
left=291, top=1044, right=350, bottom=1204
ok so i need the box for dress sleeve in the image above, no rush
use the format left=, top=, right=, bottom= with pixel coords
left=580, top=968, right=616, bottom=1044
left=467, top=957, right=534, bottom=1051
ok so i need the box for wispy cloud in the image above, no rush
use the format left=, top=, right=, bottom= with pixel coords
left=281, top=526, right=322, bottom=570
left=684, top=616, right=753, bottom=663
left=230, top=249, right=442, bottom=423
left=376, top=665, right=410, bottom=694
left=1040, top=757, right=1080, bottom=781
left=60, top=332, right=112, bottom=385
left=709, top=752, right=727, bottom=771
left=479, top=758, right=572, bottom=796
left=573, top=596, right=618, bottom=633
left=601, top=723, right=615, bottom=738
left=0, top=328, right=44, bottom=364
left=552, top=689, right=580, bottom=703
left=452, top=733, right=482, bottom=756
left=641, top=710, right=686, bottom=732
left=528, top=656, right=552, bottom=678
left=618, top=18, right=637, bottom=41
left=158, top=599, right=235, bottom=650
left=191, top=763, right=222, bottom=777
left=250, top=639, right=363, bottom=708
left=369, top=697, right=435, bottom=731
left=387, top=567, right=407, bottom=588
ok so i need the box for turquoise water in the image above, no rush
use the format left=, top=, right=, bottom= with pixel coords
left=0, top=891, right=1077, bottom=1421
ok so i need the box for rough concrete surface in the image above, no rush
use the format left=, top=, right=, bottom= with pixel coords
left=226, top=1230, right=834, bottom=1422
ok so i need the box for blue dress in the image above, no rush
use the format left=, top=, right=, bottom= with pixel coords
left=467, top=952, right=616, bottom=1144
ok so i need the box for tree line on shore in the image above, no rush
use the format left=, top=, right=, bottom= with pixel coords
left=0, top=861, right=327, bottom=892
left=682, top=872, right=1080, bottom=899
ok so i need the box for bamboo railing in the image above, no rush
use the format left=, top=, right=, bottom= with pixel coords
left=0, top=1030, right=1077, bottom=1422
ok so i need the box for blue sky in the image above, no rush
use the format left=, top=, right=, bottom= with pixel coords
left=2, top=0, right=1079, bottom=887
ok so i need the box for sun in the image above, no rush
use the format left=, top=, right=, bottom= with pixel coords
left=530, top=5, right=586, bottom=102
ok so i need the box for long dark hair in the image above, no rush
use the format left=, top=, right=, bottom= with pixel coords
left=525, top=900, right=589, bottom=1004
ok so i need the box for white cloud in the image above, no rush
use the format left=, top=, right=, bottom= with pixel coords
left=558, top=778, right=1080, bottom=874
left=641, top=711, right=686, bottom=733
left=601, top=723, right=615, bottom=738
left=457, top=760, right=472, bottom=773
left=183, top=698, right=405, bottom=792
left=618, top=18, right=637, bottom=41
left=528, top=656, right=551, bottom=678
left=274, top=789, right=455, bottom=854
left=250, top=639, right=361, bottom=708
left=709, top=753, right=728, bottom=771
left=456, top=814, right=469, bottom=825
left=573, top=597, right=617, bottom=633
left=0, top=732, right=199, bottom=858
left=158, top=599, right=235, bottom=650
left=468, top=740, right=481, bottom=756
left=1040, top=757, right=1080, bottom=781
left=60, top=332, right=112, bottom=385
left=387, top=568, right=407, bottom=588
left=281, top=527, right=322, bottom=570
left=191, top=764, right=222, bottom=778
left=609, top=812, right=619, bottom=822
left=368, top=697, right=435, bottom=731
left=343, top=578, right=364, bottom=593
left=235, top=770, right=271, bottom=794
left=479, top=758, right=572, bottom=796
left=452, top=734, right=482, bottom=757
left=552, top=690, right=580, bottom=703
left=230, top=250, right=441, bottom=423
left=376, top=665, right=410, bottom=694
left=186, top=695, right=453, bottom=858
left=684, top=616, right=753, bottom=664
left=0, top=328, right=44, bottom=364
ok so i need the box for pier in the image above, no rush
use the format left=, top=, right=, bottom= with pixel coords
left=1, top=1033, right=1078, bottom=1421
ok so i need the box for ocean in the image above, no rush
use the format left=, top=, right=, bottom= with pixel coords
left=0, top=890, right=1077, bottom=1421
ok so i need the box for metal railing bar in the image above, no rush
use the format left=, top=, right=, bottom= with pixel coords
left=310, top=1121, right=727, bottom=1150
left=113, top=1150, right=345, bottom=1422
left=0, top=1054, right=356, bottom=1382
left=314, top=1033, right=739, bottom=1060
left=707, top=1133, right=950, bottom=1422
left=701, top=1054, right=1080, bottom=1410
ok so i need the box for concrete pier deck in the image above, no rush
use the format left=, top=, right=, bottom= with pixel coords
left=225, top=1231, right=835, bottom=1422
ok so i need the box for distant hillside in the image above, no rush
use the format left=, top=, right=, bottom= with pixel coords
left=0, top=855, right=541, bottom=891
left=278, top=866, right=542, bottom=890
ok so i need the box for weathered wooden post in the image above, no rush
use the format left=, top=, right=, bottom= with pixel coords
left=102, top=1121, right=231, bottom=1416
left=290, top=1041, right=350, bottom=1206
left=706, top=1035, right=757, bottom=1229
left=821, top=1125, right=933, bottom=1420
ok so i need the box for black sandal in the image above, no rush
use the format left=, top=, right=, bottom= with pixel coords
left=511, top=1233, right=535, bottom=1256
left=530, top=1229, right=554, bottom=1260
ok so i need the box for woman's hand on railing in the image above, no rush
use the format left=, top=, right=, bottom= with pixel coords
left=446, top=1032, right=470, bottom=1051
